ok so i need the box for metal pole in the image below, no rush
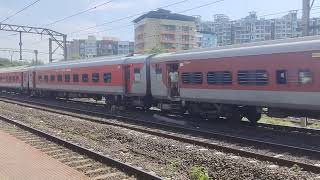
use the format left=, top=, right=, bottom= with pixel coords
left=34, top=50, right=38, bottom=64
left=49, top=38, right=52, bottom=63
left=302, top=0, right=311, bottom=36
left=63, top=35, right=67, bottom=61
left=19, top=31, right=22, bottom=60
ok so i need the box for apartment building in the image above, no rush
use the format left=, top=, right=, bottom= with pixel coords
left=67, top=36, right=134, bottom=59
left=85, top=35, right=97, bottom=58
left=233, top=12, right=272, bottom=44
left=274, top=10, right=300, bottom=39
left=133, top=9, right=196, bottom=53
left=196, top=31, right=218, bottom=48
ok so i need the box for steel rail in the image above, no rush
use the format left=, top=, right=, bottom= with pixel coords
left=0, top=114, right=162, bottom=180
left=0, top=96, right=320, bottom=173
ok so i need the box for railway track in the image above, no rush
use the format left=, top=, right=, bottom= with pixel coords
left=0, top=115, right=161, bottom=180
left=60, top=97, right=320, bottom=137
left=0, top=95, right=320, bottom=174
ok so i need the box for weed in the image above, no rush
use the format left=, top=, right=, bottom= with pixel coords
left=291, top=164, right=303, bottom=172
left=190, top=165, right=210, bottom=180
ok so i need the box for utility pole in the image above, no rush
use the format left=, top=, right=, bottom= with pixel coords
left=9, top=50, right=14, bottom=62
left=34, top=50, right=38, bottom=64
left=19, top=31, right=22, bottom=60
left=302, top=0, right=316, bottom=36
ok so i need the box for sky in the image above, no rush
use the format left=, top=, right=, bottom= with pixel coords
left=0, top=0, right=319, bottom=62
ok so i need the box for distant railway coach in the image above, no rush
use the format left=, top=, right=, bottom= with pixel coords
left=2, top=36, right=320, bottom=123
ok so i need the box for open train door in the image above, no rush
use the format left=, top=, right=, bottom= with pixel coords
left=167, top=63, right=180, bottom=97
left=124, top=65, right=131, bottom=94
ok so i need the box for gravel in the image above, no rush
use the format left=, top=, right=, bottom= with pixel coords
left=0, top=101, right=319, bottom=179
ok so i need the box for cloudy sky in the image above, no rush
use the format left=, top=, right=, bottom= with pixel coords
left=0, top=0, right=319, bottom=62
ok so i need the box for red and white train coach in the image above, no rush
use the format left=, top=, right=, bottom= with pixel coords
left=32, top=55, right=152, bottom=108
left=0, top=66, right=29, bottom=92
left=1, top=36, right=320, bottom=123
left=150, top=37, right=320, bottom=122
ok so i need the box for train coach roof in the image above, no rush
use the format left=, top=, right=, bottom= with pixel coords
left=0, top=66, right=29, bottom=73
left=35, top=55, right=150, bottom=70
left=151, top=36, right=320, bottom=63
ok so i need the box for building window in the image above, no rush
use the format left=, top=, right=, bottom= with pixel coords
left=276, top=70, right=287, bottom=84
left=44, top=75, right=49, bottom=82
left=65, top=74, right=71, bottom=83
left=57, top=75, right=63, bottom=82
left=207, top=71, right=232, bottom=85
left=134, top=68, right=141, bottom=82
left=38, top=75, right=42, bottom=81
left=103, top=73, right=112, bottom=83
left=182, top=72, right=203, bottom=84
left=92, top=73, right=99, bottom=82
left=298, top=70, right=312, bottom=84
left=238, top=70, right=268, bottom=85
left=73, top=74, right=79, bottom=82
left=50, top=75, right=55, bottom=82
left=82, top=74, right=89, bottom=82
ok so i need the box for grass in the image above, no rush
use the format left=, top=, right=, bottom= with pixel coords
left=190, top=165, right=210, bottom=180
left=165, top=160, right=180, bottom=173
left=259, top=115, right=320, bottom=129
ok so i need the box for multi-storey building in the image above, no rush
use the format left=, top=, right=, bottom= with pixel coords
left=85, top=36, right=97, bottom=58
left=79, top=40, right=86, bottom=58
left=196, top=31, right=217, bottom=48
left=97, top=39, right=114, bottom=56
left=274, top=10, right=299, bottom=39
left=67, top=40, right=80, bottom=59
left=67, top=36, right=134, bottom=59
left=114, top=41, right=133, bottom=55
left=211, top=14, right=233, bottom=46
left=133, top=9, right=196, bottom=53
left=233, top=12, right=272, bottom=44
left=195, top=11, right=305, bottom=46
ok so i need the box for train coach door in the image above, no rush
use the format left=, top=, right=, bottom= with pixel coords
left=21, top=72, right=24, bottom=88
left=32, top=71, right=36, bottom=89
left=124, top=65, right=131, bottom=94
left=167, top=63, right=180, bottom=97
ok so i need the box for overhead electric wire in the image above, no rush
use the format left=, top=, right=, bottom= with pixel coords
left=177, top=0, right=224, bottom=14
left=68, top=0, right=190, bottom=35
left=1, top=0, right=41, bottom=23
left=71, top=0, right=225, bottom=37
left=43, top=0, right=114, bottom=27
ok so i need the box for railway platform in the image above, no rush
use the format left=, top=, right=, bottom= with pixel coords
left=0, top=129, right=88, bottom=180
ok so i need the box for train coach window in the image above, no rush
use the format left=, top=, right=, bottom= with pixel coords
left=156, top=67, right=162, bottom=80
left=65, top=74, right=70, bottom=83
left=207, top=71, right=232, bottom=85
left=276, top=70, right=287, bottom=84
left=44, top=75, right=49, bottom=82
left=57, top=75, right=63, bottom=82
left=73, top=74, right=79, bottom=82
left=50, top=75, right=55, bottom=82
left=182, top=72, right=203, bottom=84
left=82, top=74, right=89, bottom=82
left=104, top=73, right=111, bottom=83
left=134, top=68, right=141, bottom=82
left=92, top=73, right=99, bottom=82
left=299, top=70, right=312, bottom=84
left=238, top=70, right=268, bottom=85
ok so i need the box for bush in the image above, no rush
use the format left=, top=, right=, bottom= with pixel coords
left=190, top=165, right=210, bottom=180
